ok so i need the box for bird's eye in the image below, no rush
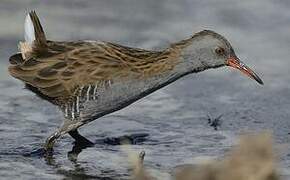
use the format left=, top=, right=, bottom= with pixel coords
left=215, top=47, right=225, bottom=55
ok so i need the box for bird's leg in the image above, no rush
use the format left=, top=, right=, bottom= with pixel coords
left=67, top=130, right=93, bottom=162
left=68, top=129, right=94, bottom=146
left=67, top=129, right=94, bottom=161
left=44, top=130, right=61, bottom=155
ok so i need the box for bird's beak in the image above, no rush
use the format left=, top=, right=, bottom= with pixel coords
left=226, top=56, right=264, bottom=85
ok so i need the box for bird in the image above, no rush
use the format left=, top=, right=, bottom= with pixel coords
left=8, top=11, right=263, bottom=154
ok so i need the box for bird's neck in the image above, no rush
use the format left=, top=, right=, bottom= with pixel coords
left=142, top=46, right=207, bottom=92
left=170, top=37, right=208, bottom=73
left=154, top=39, right=208, bottom=77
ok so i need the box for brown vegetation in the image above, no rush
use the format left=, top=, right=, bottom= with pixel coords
left=129, top=133, right=279, bottom=180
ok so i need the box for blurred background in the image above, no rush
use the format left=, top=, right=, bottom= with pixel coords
left=0, top=0, right=290, bottom=179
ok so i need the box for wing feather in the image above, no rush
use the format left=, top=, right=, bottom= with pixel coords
left=9, top=41, right=141, bottom=103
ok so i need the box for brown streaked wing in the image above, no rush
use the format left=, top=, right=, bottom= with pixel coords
left=9, top=41, right=170, bottom=104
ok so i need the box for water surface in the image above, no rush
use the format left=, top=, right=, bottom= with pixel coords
left=0, top=0, right=290, bottom=179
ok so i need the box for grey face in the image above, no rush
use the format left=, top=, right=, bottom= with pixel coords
left=183, top=30, right=263, bottom=85
left=185, top=30, right=234, bottom=68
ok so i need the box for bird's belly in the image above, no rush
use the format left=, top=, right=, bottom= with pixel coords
left=79, top=78, right=160, bottom=123
left=78, top=69, right=186, bottom=123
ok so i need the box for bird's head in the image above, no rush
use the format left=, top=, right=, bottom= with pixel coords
left=180, top=30, right=263, bottom=85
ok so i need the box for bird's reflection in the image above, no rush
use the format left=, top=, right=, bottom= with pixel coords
left=67, top=132, right=149, bottom=162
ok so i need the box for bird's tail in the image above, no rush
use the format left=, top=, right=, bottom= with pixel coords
left=18, top=10, right=47, bottom=61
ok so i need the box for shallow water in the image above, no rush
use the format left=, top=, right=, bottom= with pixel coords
left=0, top=0, right=290, bottom=179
